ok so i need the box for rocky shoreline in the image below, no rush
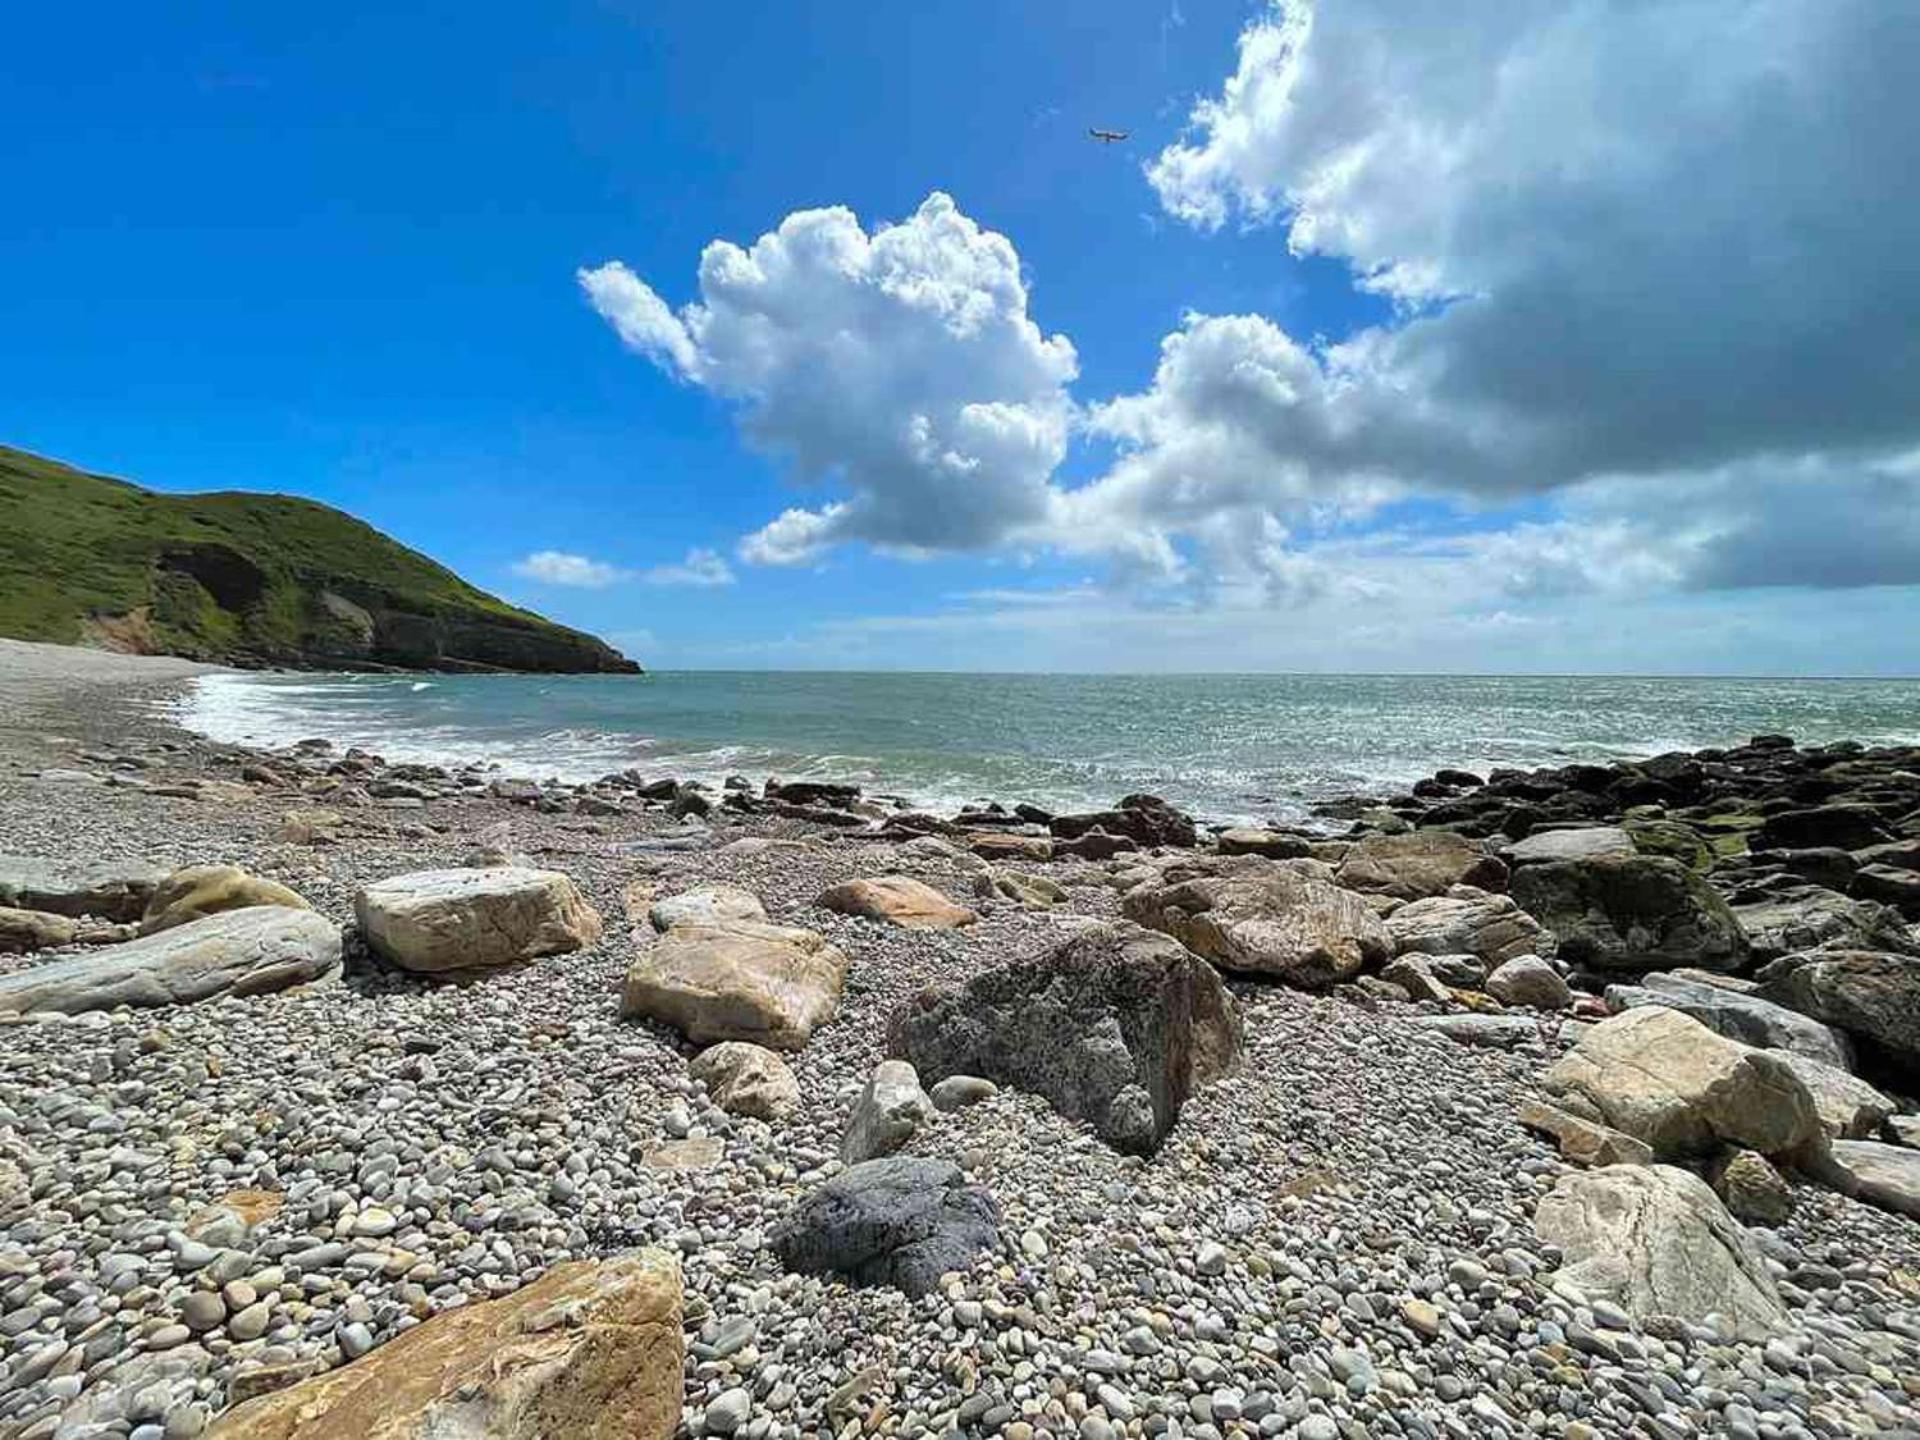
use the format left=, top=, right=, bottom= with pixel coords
left=1, top=647, right=1916, bottom=1440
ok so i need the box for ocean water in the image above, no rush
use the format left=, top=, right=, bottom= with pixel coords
left=173, top=670, right=1920, bottom=826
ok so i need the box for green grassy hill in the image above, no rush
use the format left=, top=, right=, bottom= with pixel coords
left=0, top=444, right=641, bottom=673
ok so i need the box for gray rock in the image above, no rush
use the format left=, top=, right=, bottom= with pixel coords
left=768, top=1156, right=999, bottom=1296
left=1810, top=1140, right=1920, bottom=1218
left=841, top=1060, right=934, bottom=1163
left=1334, top=830, right=1509, bottom=900
left=1386, top=887, right=1546, bottom=967
left=928, top=1075, right=998, bottom=1112
left=1732, top=887, right=1913, bottom=964
left=1411, top=1014, right=1541, bottom=1048
left=888, top=922, right=1241, bottom=1155
left=1485, top=954, right=1572, bottom=1009
left=0, top=855, right=167, bottom=922
left=0, top=906, right=341, bottom=1014
left=1753, top=948, right=1920, bottom=1076
left=1535, top=1164, right=1785, bottom=1337
left=1502, top=827, right=1636, bottom=866
left=1602, top=969, right=1855, bottom=1068
left=647, top=883, right=766, bottom=932
left=1768, top=1050, right=1896, bottom=1139
left=1511, top=854, right=1747, bottom=974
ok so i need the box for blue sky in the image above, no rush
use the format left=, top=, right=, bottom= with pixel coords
left=6, top=1, right=1919, bottom=674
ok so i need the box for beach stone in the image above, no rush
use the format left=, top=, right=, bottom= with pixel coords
left=688, top=1041, right=800, bottom=1120
left=1813, top=1140, right=1920, bottom=1217
left=842, top=1060, right=935, bottom=1162
left=1412, top=1014, right=1540, bottom=1048
left=0, top=905, right=120, bottom=954
left=976, top=869, right=1067, bottom=909
left=967, top=832, right=1055, bottom=863
left=1732, top=887, right=1912, bottom=963
left=1535, top=1164, right=1785, bottom=1336
left=0, top=854, right=166, bottom=922
left=1122, top=863, right=1390, bottom=988
left=1335, top=830, right=1508, bottom=899
left=1486, top=954, right=1572, bottom=1009
left=767, top=1157, right=999, bottom=1297
left=1385, top=886, right=1545, bottom=967
left=622, top=919, right=846, bottom=1050
left=140, top=865, right=313, bottom=935
left=1542, top=1006, right=1823, bottom=1159
left=1502, top=827, right=1635, bottom=866
left=889, top=922, right=1241, bottom=1154
left=1602, top=969, right=1855, bottom=1068
left=1379, top=954, right=1452, bottom=1002
left=1753, top=948, right=1920, bottom=1075
left=1215, top=828, right=1311, bottom=860
left=205, top=1250, right=681, bottom=1439
left=647, top=883, right=766, bottom=932
left=1709, top=1148, right=1794, bottom=1225
left=355, top=866, right=602, bottom=972
left=275, top=808, right=344, bottom=846
left=929, top=1075, right=998, bottom=1111
left=1517, top=1098, right=1655, bottom=1167
left=0, top=906, right=340, bottom=1014
left=1769, top=1049, right=1896, bottom=1139
left=1511, top=854, right=1748, bottom=973
left=817, top=875, right=977, bottom=930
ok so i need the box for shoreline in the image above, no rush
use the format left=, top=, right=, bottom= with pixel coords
left=1, top=639, right=1917, bottom=1436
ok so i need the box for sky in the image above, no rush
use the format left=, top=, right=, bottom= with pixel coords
left=6, top=0, right=1919, bottom=675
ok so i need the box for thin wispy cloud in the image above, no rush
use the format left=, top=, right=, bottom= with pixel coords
left=642, top=547, right=735, bottom=587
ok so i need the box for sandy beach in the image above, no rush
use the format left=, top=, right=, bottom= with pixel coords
left=1, top=641, right=1917, bottom=1439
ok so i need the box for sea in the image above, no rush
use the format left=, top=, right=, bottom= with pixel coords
left=172, top=671, right=1920, bottom=828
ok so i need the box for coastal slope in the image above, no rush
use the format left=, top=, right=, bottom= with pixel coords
left=0, top=443, right=641, bottom=673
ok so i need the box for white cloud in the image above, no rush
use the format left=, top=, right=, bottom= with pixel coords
left=583, top=193, right=1078, bottom=566
left=511, top=550, right=630, bottom=588
left=642, top=547, right=735, bottom=587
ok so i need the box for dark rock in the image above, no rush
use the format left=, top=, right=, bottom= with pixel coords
left=1852, top=863, right=1920, bottom=919
left=1754, top=805, right=1893, bottom=853
left=887, top=922, right=1241, bottom=1154
left=1755, top=950, right=1920, bottom=1080
left=1510, top=854, right=1748, bottom=974
left=1050, top=796, right=1197, bottom=849
left=768, top=1157, right=999, bottom=1296
left=1054, top=829, right=1139, bottom=861
left=1730, top=886, right=1913, bottom=962
left=765, top=779, right=862, bottom=808
left=1748, top=848, right=1858, bottom=891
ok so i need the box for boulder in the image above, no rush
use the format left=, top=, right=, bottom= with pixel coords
left=1050, top=795, right=1196, bottom=849
left=205, top=1250, right=681, bottom=1440
left=888, top=922, right=1241, bottom=1155
left=1731, top=886, right=1913, bottom=962
left=1812, top=1140, right=1920, bottom=1219
left=975, top=870, right=1066, bottom=909
left=1769, top=1050, right=1896, bottom=1139
left=356, top=867, right=602, bottom=972
left=816, top=876, right=977, bottom=930
left=1502, top=827, right=1635, bottom=866
left=1216, top=828, right=1311, bottom=860
left=1517, top=1098, right=1655, bottom=1167
left=688, top=1042, right=801, bottom=1121
left=842, top=1060, right=935, bottom=1163
left=1122, top=864, right=1390, bottom=989
left=1534, top=1164, right=1784, bottom=1336
left=1510, top=854, right=1747, bottom=974
left=0, top=906, right=340, bottom=1015
left=768, top=1157, right=999, bottom=1296
left=0, top=906, right=127, bottom=955
left=1334, top=831, right=1508, bottom=900
left=1379, top=954, right=1452, bottom=1003
left=929, top=1075, right=998, bottom=1111
left=623, top=920, right=846, bottom=1051
left=141, top=865, right=313, bottom=935
left=1708, top=1148, right=1794, bottom=1226
left=0, top=854, right=166, bottom=922
left=1754, top=804, right=1893, bottom=852
left=648, top=884, right=767, bottom=932
left=1485, top=955, right=1572, bottom=1010
left=1601, top=971, right=1855, bottom=1069
left=1055, top=830, right=1139, bottom=861
left=967, top=832, right=1055, bottom=863
left=1385, top=887, right=1546, bottom=968
left=1754, top=949, right=1920, bottom=1078
left=1853, top=862, right=1920, bottom=919
left=1542, top=1007, right=1823, bottom=1160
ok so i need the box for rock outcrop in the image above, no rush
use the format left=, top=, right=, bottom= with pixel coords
left=0, top=906, right=340, bottom=1014
left=889, top=923, right=1241, bottom=1154
left=206, top=1250, right=682, bottom=1439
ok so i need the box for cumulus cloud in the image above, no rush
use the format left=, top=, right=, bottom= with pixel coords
left=511, top=550, right=629, bottom=588
left=642, top=547, right=736, bottom=587
left=582, top=193, right=1078, bottom=565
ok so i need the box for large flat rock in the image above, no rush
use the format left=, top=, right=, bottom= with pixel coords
left=207, top=1250, right=681, bottom=1439
left=622, top=919, right=846, bottom=1050
left=355, top=867, right=603, bottom=972
left=0, top=906, right=340, bottom=1014
left=0, top=854, right=167, bottom=923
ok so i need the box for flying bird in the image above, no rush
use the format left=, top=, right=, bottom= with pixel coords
left=1089, top=127, right=1129, bottom=144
